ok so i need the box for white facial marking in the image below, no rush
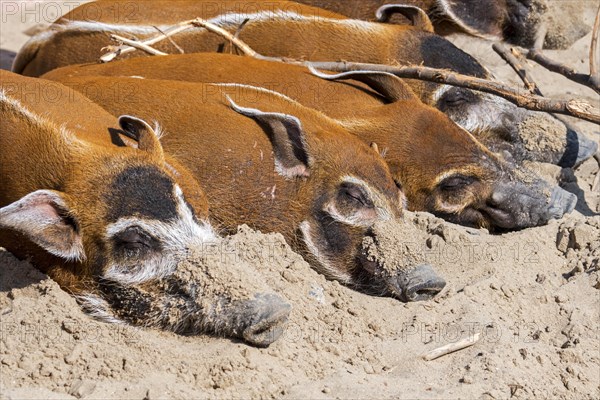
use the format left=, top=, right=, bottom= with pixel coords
left=76, top=294, right=123, bottom=324
left=103, top=184, right=216, bottom=285
left=324, top=201, right=374, bottom=227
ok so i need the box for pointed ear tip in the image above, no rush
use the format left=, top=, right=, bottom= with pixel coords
left=118, top=115, right=135, bottom=123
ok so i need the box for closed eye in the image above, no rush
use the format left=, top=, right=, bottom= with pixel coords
left=113, top=226, right=159, bottom=254
left=439, top=88, right=476, bottom=110
left=340, top=182, right=373, bottom=208
left=439, top=175, right=476, bottom=191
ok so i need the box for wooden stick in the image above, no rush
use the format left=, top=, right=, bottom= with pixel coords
left=592, top=170, right=600, bottom=192
left=493, top=42, right=542, bottom=95
left=525, top=48, right=600, bottom=94
left=307, top=61, right=600, bottom=125
left=100, top=19, right=197, bottom=62
left=190, top=18, right=270, bottom=60
left=423, top=332, right=481, bottom=361
left=591, top=4, right=600, bottom=79
left=493, top=44, right=586, bottom=130
left=593, top=154, right=600, bottom=192
left=97, top=18, right=600, bottom=124
left=107, top=34, right=168, bottom=57
left=153, top=25, right=184, bottom=54
left=187, top=21, right=600, bottom=124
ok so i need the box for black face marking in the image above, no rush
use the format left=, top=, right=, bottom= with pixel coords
left=105, top=166, right=177, bottom=222
left=419, top=33, right=488, bottom=77
left=96, top=280, right=155, bottom=323
left=315, top=211, right=353, bottom=253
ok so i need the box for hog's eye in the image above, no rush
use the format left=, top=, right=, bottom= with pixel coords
left=439, top=175, right=476, bottom=191
left=439, top=88, right=474, bottom=109
left=340, top=182, right=373, bottom=208
left=114, top=226, right=158, bottom=254
left=393, top=178, right=403, bottom=191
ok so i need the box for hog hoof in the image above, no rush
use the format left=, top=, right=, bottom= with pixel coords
left=243, top=294, right=291, bottom=347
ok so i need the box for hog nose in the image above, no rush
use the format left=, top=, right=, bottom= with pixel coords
left=547, top=186, right=577, bottom=219
left=399, top=264, right=446, bottom=302
left=559, top=129, right=598, bottom=168
left=243, top=294, right=291, bottom=347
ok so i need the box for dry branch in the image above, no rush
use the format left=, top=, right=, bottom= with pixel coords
left=98, top=18, right=600, bottom=125
left=493, top=43, right=542, bottom=95
left=525, top=48, right=600, bottom=94
left=591, top=5, right=600, bottom=79
left=189, top=19, right=270, bottom=60
left=307, top=61, right=600, bottom=124
left=492, top=43, right=586, bottom=131
left=153, top=25, right=184, bottom=54
left=422, top=333, right=481, bottom=361
left=106, top=34, right=168, bottom=57
left=100, top=19, right=198, bottom=62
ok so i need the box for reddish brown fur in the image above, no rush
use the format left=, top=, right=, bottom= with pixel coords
left=13, top=0, right=487, bottom=94
left=47, top=74, right=406, bottom=282
left=0, top=70, right=210, bottom=294
left=43, top=53, right=500, bottom=228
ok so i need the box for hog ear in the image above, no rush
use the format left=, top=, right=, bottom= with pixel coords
left=0, top=190, right=85, bottom=261
left=226, top=96, right=311, bottom=179
left=433, top=0, right=504, bottom=38
left=375, top=4, right=434, bottom=32
left=118, top=115, right=165, bottom=162
left=307, top=65, right=418, bottom=103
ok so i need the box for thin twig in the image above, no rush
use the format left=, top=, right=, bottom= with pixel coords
left=153, top=25, right=184, bottom=54
left=533, top=22, right=548, bottom=50
left=233, top=18, right=250, bottom=40
left=525, top=48, right=600, bottom=94
left=593, top=154, right=600, bottom=192
left=592, top=171, right=600, bottom=192
left=190, top=18, right=270, bottom=60
left=493, top=43, right=583, bottom=130
left=229, top=18, right=250, bottom=55
left=97, top=18, right=600, bottom=124
left=591, top=4, right=600, bottom=79
left=108, top=34, right=168, bottom=57
left=493, top=43, right=542, bottom=95
left=100, top=19, right=197, bottom=62
left=422, top=333, right=481, bottom=361
left=307, top=61, right=600, bottom=125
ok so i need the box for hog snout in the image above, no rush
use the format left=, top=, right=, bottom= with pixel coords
left=397, top=264, right=446, bottom=302
left=239, top=294, right=292, bottom=347
left=484, top=181, right=576, bottom=229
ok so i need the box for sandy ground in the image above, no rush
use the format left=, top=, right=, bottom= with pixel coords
left=1, top=1, right=599, bottom=399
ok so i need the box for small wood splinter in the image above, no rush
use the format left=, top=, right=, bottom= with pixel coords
left=422, top=332, right=481, bottom=361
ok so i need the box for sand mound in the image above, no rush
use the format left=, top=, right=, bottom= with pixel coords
left=2, top=206, right=599, bottom=399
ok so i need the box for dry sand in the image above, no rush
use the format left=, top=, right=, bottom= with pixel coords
left=1, top=1, right=599, bottom=399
